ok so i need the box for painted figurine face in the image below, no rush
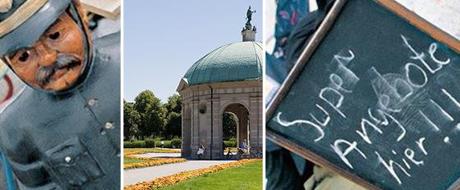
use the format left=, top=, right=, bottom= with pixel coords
left=5, top=11, right=85, bottom=92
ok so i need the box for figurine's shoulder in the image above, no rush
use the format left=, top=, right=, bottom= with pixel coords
left=93, top=32, right=120, bottom=62
left=0, top=87, right=38, bottom=125
left=0, top=87, right=37, bottom=151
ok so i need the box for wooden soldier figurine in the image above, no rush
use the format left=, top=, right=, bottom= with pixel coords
left=0, top=0, right=120, bottom=189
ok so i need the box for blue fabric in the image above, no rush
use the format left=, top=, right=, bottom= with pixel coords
left=266, top=53, right=288, bottom=84
left=272, top=0, right=308, bottom=57
left=0, top=152, right=15, bottom=190
left=275, top=0, right=308, bottom=40
left=266, top=0, right=309, bottom=92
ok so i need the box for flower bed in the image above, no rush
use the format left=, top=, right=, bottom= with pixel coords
left=124, top=159, right=261, bottom=190
left=124, top=157, right=186, bottom=169
left=124, top=148, right=181, bottom=156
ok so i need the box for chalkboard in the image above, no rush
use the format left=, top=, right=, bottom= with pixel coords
left=266, top=0, right=460, bottom=189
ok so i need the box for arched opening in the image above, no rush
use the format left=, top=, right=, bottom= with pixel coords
left=223, top=112, right=238, bottom=156
left=222, top=103, right=249, bottom=159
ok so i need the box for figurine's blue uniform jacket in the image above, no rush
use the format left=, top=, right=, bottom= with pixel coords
left=0, top=32, right=120, bottom=190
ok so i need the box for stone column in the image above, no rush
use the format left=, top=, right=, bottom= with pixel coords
left=238, top=110, right=249, bottom=149
left=249, top=95, right=262, bottom=154
left=202, top=98, right=212, bottom=160
left=181, top=103, right=192, bottom=158
left=210, top=94, right=223, bottom=159
left=190, top=98, right=200, bottom=159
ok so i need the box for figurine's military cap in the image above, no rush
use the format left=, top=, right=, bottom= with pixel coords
left=0, top=0, right=74, bottom=56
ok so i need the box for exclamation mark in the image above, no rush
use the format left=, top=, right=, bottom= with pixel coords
left=442, top=89, right=460, bottom=108
left=419, top=110, right=440, bottom=131
left=429, top=99, right=454, bottom=122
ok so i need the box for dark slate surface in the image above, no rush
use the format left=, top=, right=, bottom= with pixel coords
left=267, top=0, right=460, bottom=189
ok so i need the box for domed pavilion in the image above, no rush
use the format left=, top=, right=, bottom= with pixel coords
left=177, top=12, right=262, bottom=160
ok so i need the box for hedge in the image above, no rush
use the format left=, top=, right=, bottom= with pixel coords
left=124, top=141, right=146, bottom=148
left=122, top=139, right=181, bottom=149
left=155, top=140, right=171, bottom=148
left=171, top=138, right=181, bottom=148
left=224, top=140, right=237, bottom=148
left=145, top=139, right=156, bottom=148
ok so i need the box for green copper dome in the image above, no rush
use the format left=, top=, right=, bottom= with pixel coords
left=183, top=41, right=263, bottom=86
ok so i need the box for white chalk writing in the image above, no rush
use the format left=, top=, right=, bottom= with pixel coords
left=274, top=33, right=458, bottom=185
left=331, top=139, right=367, bottom=169
left=275, top=112, right=325, bottom=142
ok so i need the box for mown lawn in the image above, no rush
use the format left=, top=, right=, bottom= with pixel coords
left=124, top=148, right=185, bottom=169
left=159, top=160, right=262, bottom=190
left=124, top=156, right=146, bottom=164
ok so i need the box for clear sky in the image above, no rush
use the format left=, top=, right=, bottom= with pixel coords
left=124, top=0, right=262, bottom=102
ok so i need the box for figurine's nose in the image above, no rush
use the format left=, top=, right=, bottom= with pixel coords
left=36, top=43, right=57, bottom=67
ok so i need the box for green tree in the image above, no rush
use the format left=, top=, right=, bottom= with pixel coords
left=134, top=90, right=165, bottom=138
left=164, top=94, right=182, bottom=113
left=124, top=101, right=141, bottom=140
left=223, top=112, right=237, bottom=140
left=163, top=94, right=182, bottom=138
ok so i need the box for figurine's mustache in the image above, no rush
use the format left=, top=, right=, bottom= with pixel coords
left=36, top=54, right=81, bottom=86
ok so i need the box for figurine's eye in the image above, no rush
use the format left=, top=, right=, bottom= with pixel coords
left=48, top=32, right=60, bottom=40
left=18, top=51, right=30, bottom=62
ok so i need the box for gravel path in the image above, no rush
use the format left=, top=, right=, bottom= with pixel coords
left=133, top=152, right=181, bottom=158
left=124, top=160, right=236, bottom=186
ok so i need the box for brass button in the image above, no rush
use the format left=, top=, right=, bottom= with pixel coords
left=64, top=156, right=72, bottom=163
left=104, top=122, right=114, bottom=129
left=87, top=98, right=98, bottom=107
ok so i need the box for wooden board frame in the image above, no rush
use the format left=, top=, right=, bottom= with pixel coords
left=81, top=0, right=120, bottom=20
left=266, top=0, right=460, bottom=189
left=378, top=0, right=460, bottom=54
